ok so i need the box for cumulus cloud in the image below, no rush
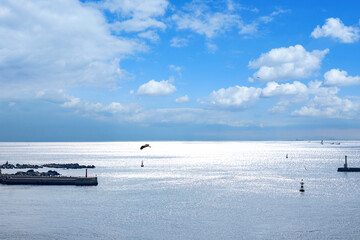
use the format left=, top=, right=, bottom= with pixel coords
left=262, top=81, right=308, bottom=112
left=203, top=86, right=262, bottom=109
left=262, top=81, right=308, bottom=97
left=311, top=18, right=360, bottom=43
left=102, top=0, right=168, bottom=32
left=292, top=95, right=360, bottom=119
left=249, top=45, right=329, bottom=81
left=137, top=79, right=176, bottom=96
left=324, top=69, right=360, bottom=86
left=175, top=95, right=189, bottom=103
left=289, top=79, right=359, bottom=119
left=256, top=80, right=340, bottom=114
left=0, top=0, right=145, bottom=97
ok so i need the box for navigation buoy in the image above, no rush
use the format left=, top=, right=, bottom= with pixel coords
left=299, top=179, right=305, bottom=192
left=141, top=160, right=144, bottom=167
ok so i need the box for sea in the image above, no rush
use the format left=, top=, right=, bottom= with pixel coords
left=1, top=141, right=360, bottom=240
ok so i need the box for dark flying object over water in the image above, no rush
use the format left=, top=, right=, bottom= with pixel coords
left=140, top=144, right=151, bottom=150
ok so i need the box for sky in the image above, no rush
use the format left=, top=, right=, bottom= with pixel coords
left=1, top=0, right=360, bottom=141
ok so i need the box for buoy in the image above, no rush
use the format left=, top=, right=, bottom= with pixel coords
left=299, top=179, right=305, bottom=192
left=286, top=154, right=288, bottom=158
left=141, top=160, right=144, bottom=167
left=85, top=168, right=88, bottom=178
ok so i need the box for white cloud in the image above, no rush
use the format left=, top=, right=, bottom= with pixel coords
left=62, top=97, right=141, bottom=117
left=324, top=69, right=360, bottom=86
left=249, top=45, right=329, bottom=81
left=138, top=30, right=160, bottom=42
left=111, top=18, right=166, bottom=32
left=262, top=81, right=309, bottom=112
left=34, top=89, right=141, bottom=120
left=102, top=0, right=168, bottom=18
left=0, top=0, right=145, bottom=97
left=238, top=23, right=258, bottom=35
left=175, top=95, right=189, bottom=103
left=102, top=0, right=168, bottom=32
left=307, top=80, right=339, bottom=96
left=33, top=88, right=258, bottom=127
left=311, top=18, right=360, bottom=43
left=171, top=2, right=288, bottom=42
left=35, top=89, right=71, bottom=104
left=262, top=81, right=308, bottom=97
left=292, top=95, right=360, bottom=119
left=268, top=105, right=287, bottom=114
left=204, top=86, right=262, bottom=109
left=170, top=37, right=188, bottom=48
left=258, top=80, right=340, bottom=114
left=129, top=108, right=256, bottom=127
left=172, top=6, right=239, bottom=38
left=137, top=79, right=176, bottom=96
left=259, top=9, right=290, bottom=24
left=287, top=79, right=358, bottom=119
left=239, top=8, right=289, bottom=35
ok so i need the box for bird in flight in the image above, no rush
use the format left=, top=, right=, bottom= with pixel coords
left=140, top=144, right=151, bottom=150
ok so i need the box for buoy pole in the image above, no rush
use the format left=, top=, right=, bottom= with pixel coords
left=86, top=168, right=88, bottom=178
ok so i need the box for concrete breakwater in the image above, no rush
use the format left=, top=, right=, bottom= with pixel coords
left=1, top=162, right=95, bottom=169
left=0, top=165, right=98, bottom=186
left=0, top=174, right=98, bottom=186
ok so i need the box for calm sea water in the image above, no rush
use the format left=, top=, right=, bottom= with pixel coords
left=1, top=141, right=360, bottom=240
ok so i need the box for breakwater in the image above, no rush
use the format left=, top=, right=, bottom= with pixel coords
left=1, top=162, right=95, bottom=169
left=0, top=174, right=98, bottom=186
left=0, top=162, right=98, bottom=186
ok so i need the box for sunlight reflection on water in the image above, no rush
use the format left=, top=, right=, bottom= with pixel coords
left=1, top=141, right=360, bottom=239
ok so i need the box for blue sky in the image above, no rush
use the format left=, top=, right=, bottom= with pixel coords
left=1, top=0, right=360, bottom=141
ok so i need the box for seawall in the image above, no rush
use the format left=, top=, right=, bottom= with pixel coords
left=0, top=174, right=98, bottom=186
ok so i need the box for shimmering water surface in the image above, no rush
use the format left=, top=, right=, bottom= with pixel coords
left=1, top=141, right=360, bottom=239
